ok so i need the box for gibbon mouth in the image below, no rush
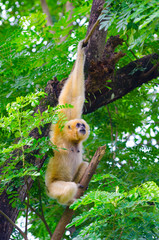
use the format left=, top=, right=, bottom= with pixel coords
left=79, top=129, right=86, bottom=135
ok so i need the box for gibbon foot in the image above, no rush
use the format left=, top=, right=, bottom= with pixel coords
left=77, top=183, right=84, bottom=189
left=67, top=198, right=76, bottom=206
left=47, top=181, right=78, bottom=205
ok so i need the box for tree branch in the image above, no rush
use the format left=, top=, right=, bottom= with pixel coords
left=141, top=62, right=159, bottom=79
left=84, top=0, right=107, bottom=70
left=83, top=18, right=100, bottom=47
left=40, top=0, right=53, bottom=26
left=45, top=52, right=159, bottom=114
left=60, top=1, right=74, bottom=43
left=0, top=210, right=28, bottom=240
left=51, top=145, right=106, bottom=240
left=25, top=203, right=52, bottom=237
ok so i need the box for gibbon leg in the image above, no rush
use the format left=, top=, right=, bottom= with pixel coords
left=73, top=161, right=89, bottom=184
left=47, top=180, right=78, bottom=205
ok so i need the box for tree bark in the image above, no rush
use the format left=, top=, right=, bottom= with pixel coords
left=45, top=52, right=159, bottom=114
left=0, top=156, right=46, bottom=240
left=60, top=1, right=74, bottom=43
left=40, top=0, right=53, bottom=26
left=0, top=0, right=159, bottom=238
left=84, top=0, right=106, bottom=72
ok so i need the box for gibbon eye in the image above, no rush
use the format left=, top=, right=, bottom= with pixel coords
left=76, top=123, right=81, bottom=128
left=81, top=123, right=85, bottom=128
left=68, top=125, right=71, bottom=129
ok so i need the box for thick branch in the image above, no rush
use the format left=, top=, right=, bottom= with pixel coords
left=51, top=145, right=106, bottom=240
left=84, top=0, right=107, bottom=71
left=84, top=53, right=159, bottom=113
left=45, top=53, right=159, bottom=114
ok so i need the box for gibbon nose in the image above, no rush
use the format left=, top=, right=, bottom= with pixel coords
left=79, top=127, right=86, bottom=135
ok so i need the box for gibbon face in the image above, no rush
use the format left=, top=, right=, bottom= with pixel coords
left=63, top=119, right=90, bottom=143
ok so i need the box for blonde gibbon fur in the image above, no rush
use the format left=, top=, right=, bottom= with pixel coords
left=45, top=40, right=90, bottom=205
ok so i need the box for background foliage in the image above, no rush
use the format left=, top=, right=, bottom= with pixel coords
left=0, top=0, right=158, bottom=239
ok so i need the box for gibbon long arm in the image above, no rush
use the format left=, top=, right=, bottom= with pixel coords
left=58, top=41, right=85, bottom=120
left=46, top=41, right=89, bottom=205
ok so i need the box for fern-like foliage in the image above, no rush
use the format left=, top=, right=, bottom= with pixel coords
left=99, top=0, right=159, bottom=58
left=69, top=179, right=159, bottom=239
left=0, top=92, right=72, bottom=194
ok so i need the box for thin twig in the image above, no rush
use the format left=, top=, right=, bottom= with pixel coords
left=25, top=203, right=52, bottom=237
left=0, top=210, right=28, bottom=240
left=25, top=193, right=29, bottom=235
left=125, top=36, right=138, bottom=60
left=141, top=62, right=159, bottom=79
left=113, top=106, right=118, bottom=160
left=82, top=5, right=106, bottom=47
left=83, top=19, right=100, bottom=47
left=25, top=177, right=30, bottom=236
left=38, top=178, right=52, bottom=237
left=106, top=105, right=114, bottom=142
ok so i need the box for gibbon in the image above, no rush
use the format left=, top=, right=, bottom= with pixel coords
left=45, top=40, right=90, bottom=205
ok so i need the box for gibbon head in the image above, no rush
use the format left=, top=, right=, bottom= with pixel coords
left=63, top=119, right=90, bottom=143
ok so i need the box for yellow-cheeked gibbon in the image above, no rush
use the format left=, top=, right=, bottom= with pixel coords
left=45, top=41, right=90, bottom=205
